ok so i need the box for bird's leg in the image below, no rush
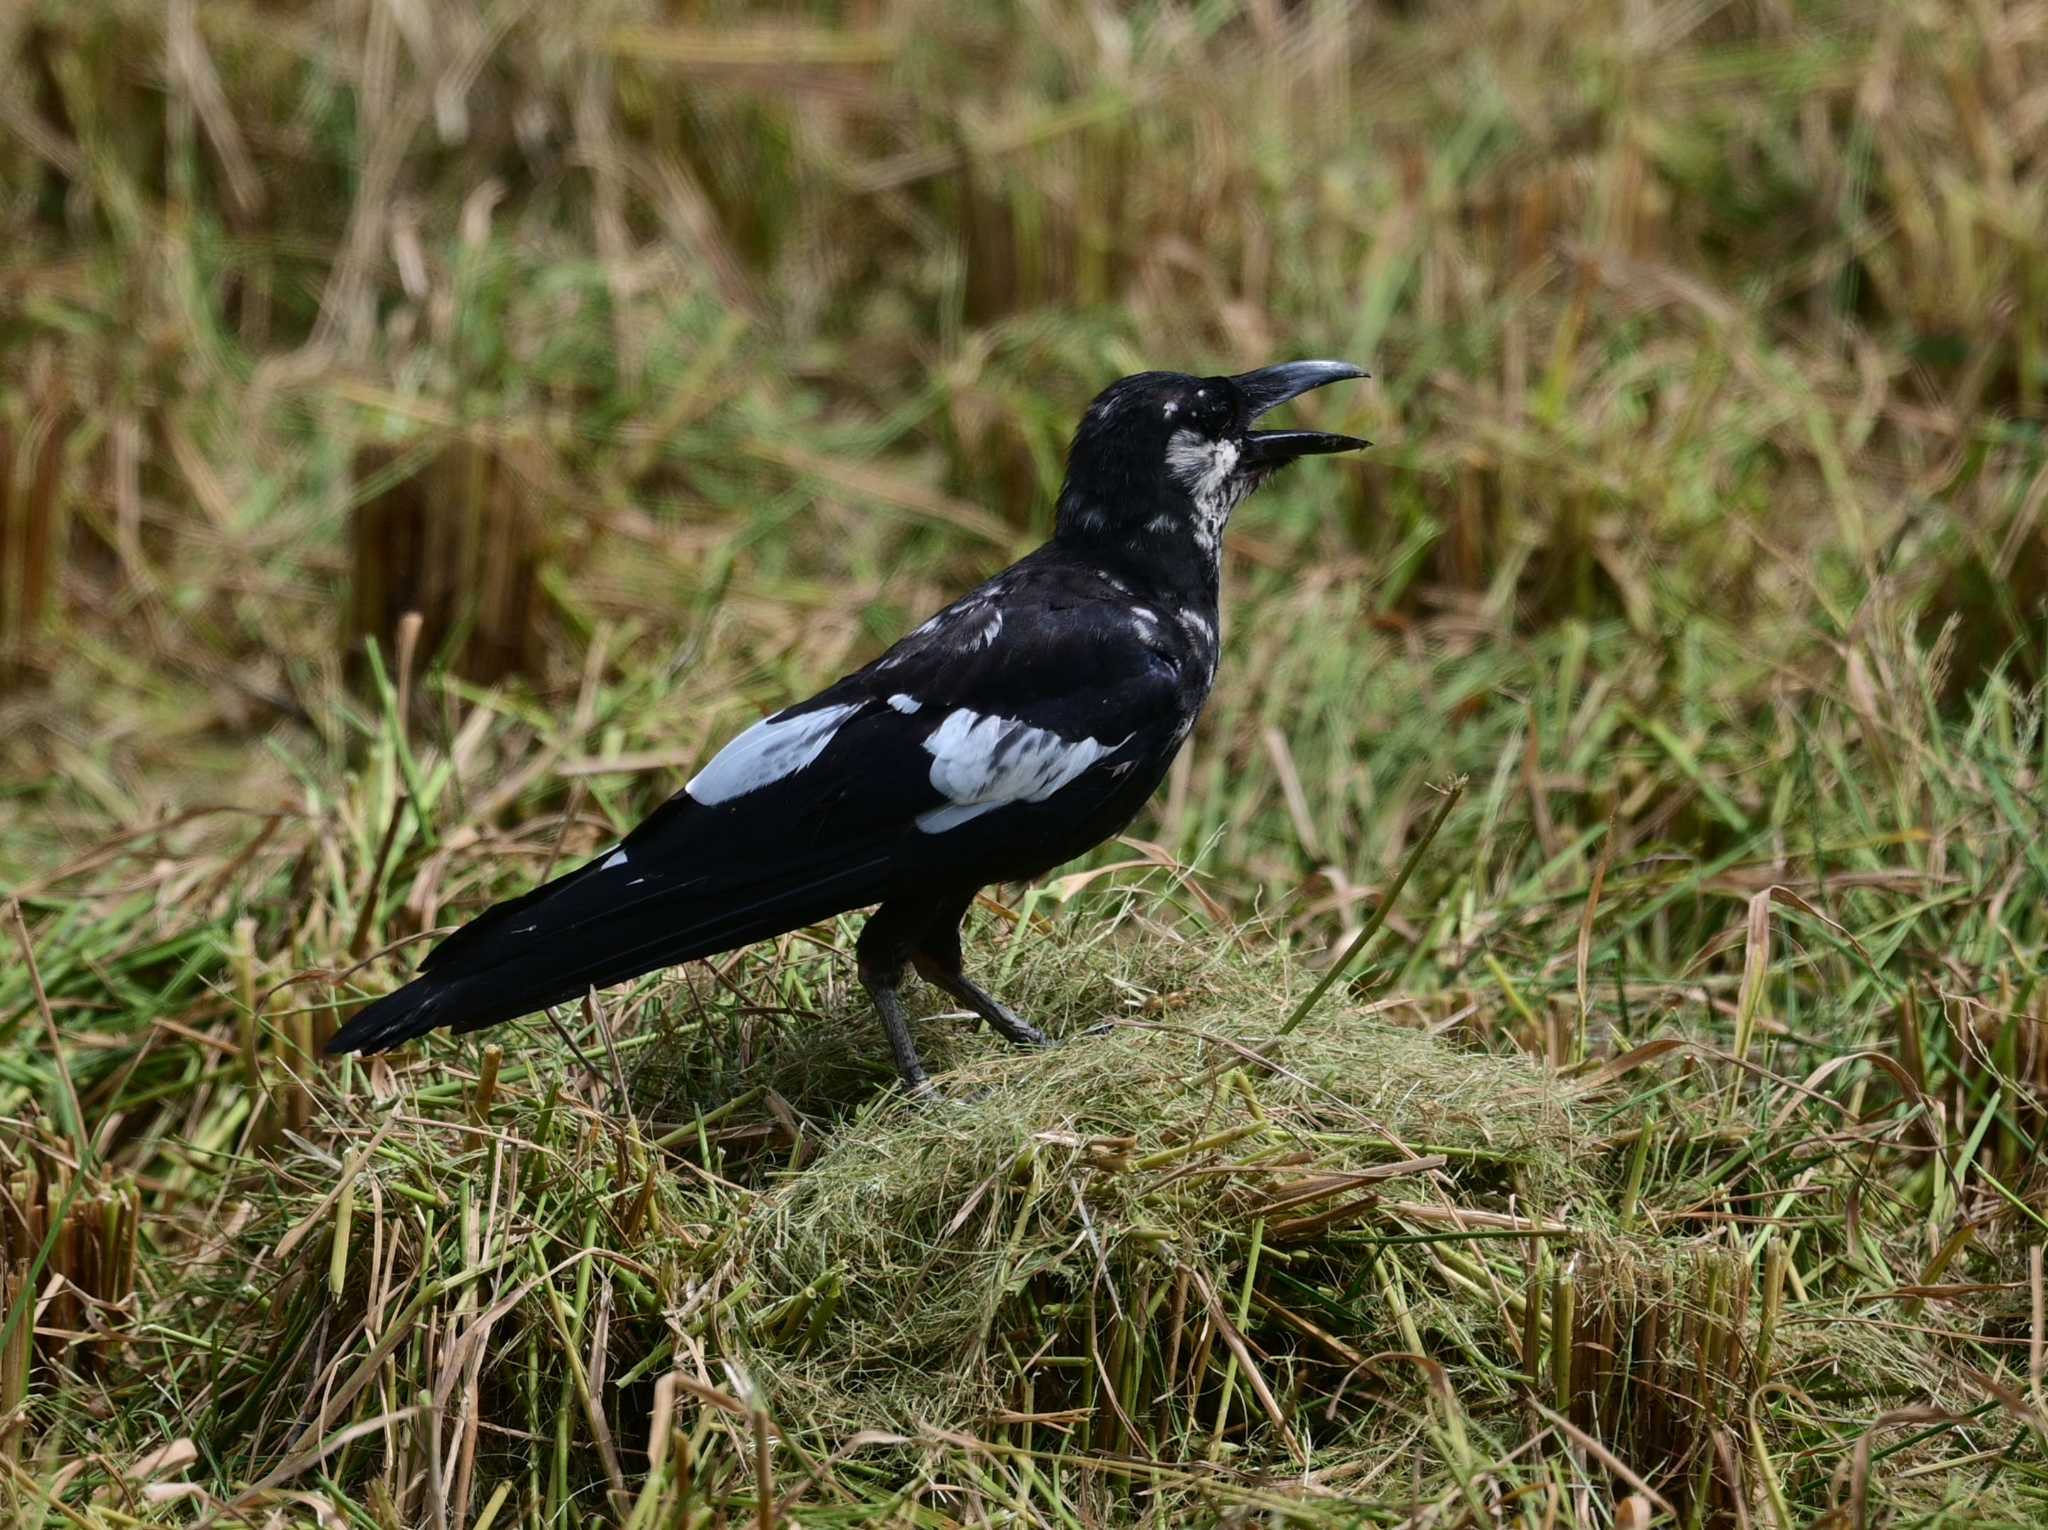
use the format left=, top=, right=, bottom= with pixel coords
left=856, top=904, right=935, bottom=1095
left=914, top=958, right=1050, bottom=1049
left=912, top=903, right=1050, bottom=1050
left=862, top=971, right=933, bottom=1096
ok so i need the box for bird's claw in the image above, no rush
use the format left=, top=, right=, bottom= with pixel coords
left=936, top=1008, right=1048, bottom=1049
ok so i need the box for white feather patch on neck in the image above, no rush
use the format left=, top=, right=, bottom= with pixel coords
left=1163, top=429, right=1248, bottom=555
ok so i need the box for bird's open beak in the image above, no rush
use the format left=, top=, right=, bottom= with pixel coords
left=1231, top=359, right=1370, bottom=467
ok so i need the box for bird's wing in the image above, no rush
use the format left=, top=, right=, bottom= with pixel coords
left=846, top=581, right=1190, bottom=834
left=327, top=590, right=1185, bottom=1054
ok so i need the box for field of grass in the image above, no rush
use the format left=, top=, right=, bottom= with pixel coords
left=4, top=0, right=2048, bottom=1523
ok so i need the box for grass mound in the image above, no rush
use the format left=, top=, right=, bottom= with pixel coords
left=744, top=974, right=1585, bottom=1436
left=691, top=940, right=1969, bottom=1523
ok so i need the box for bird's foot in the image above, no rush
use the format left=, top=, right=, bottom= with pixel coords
left=910, top=958, right=1050, bottom=1051
left=928, top=991, right=1051, bottom=1050
left=932, top=1006, right=1047, bottom=1048
left=961, top=992, right=1050, bottom=1049
left=988, top=1013, right=1051, bottom=1049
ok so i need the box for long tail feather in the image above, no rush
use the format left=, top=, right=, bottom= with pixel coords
left=326, top=846, right=895, bottom=1056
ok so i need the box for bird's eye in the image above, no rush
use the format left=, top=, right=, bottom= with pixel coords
left=1164, top=385, right=1237, bottom=434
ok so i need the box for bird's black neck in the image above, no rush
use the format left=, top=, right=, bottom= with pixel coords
left=1051, top=487, right=1223, bottom=612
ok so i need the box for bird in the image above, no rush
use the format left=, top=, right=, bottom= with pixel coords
left=326, top=360, right=1369, bottom=1093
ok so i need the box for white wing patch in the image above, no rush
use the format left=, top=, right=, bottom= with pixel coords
left=917, top=708, right=1125, bottom=833
left=601, top=849, right=629, bottom=870
left=886, top=693, right=921, bottom=714
left=686, top=702, right=861, bottom=805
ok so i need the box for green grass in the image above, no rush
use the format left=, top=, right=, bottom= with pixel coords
left=4, top=0, right=2048, bottom=1523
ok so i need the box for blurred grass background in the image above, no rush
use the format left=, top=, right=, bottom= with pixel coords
left=3, top=0, right=2048, bottom=1524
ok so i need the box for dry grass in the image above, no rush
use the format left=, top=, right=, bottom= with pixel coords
left=3, top=0, right=2048, bottom=1523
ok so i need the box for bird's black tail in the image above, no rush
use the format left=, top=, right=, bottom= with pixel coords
left=325, top=802, right=900, bottom=1056
left=327, top=972, right=453, bottom=1054
left=325, top=965, right=572, bottom=1055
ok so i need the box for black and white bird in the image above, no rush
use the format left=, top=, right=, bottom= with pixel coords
left=327, top=360, right=1368, bottom=1091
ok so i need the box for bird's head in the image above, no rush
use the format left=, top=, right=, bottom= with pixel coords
left=1054, top=360, right=1368, bottom=573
